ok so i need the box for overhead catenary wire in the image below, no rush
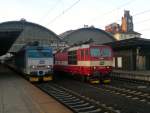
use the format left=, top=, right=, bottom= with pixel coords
left=89, top=0, right=137, bottom=23
left=133, top=9, right=150, bottom=33
left=38, top=0, right=62, bottom=23
left=133, top=9, right=150, bottom=17
left=135, top=18, right=150, bottom=25
left=137, top=27, right=150, bottom=32
left=46, top=0, right=81, bottom=25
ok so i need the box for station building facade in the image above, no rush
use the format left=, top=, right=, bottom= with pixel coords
left=106, top=37, right=150, bottom=71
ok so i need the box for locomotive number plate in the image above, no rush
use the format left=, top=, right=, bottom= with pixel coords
left=100, top=61, right=104, bottom=65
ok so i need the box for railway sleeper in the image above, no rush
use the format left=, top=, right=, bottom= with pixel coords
left=61, top=98, right=81, bottom=103
left=75, top=105, right=95, bottom=112
left=58, top=96, right=77, bottom=101
left=49, top=90, right=68, bottom=95
left=53, top=94, right=74, bottom=98
left=65, top=100, right=85, bottom=105
left=77, top=108, right=102, bottom=113
left=50, top=94, right=74, bottom=100
left=50, top=92, right=70, bottom=97
left=70, top=103, right=90, bottom=108
left=49, top=89, right=66, bottom=93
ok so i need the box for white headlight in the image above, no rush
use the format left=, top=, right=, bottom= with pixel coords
left=47, top=65, right=50, bottom=68
left=107, top=66, right=109, bottom=68
left=31, top=65, right=35, bottom=68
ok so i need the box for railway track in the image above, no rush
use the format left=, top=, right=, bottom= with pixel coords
left=53, top=78, right=150, bottom=113
left=112, top=76, right=150, bottom=86
left=37, top=82, right=119, bottom=113
left=92, top=84, right=150, bottom=105
left=111, top=72, right=150, bottom=84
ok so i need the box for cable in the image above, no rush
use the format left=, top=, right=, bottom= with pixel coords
left=38, top=0, right=61, bottom=22
left=135, top=18, right=150, bottom=25
left=89, top=0, right=137, bottom=23
left=137, top=27, right=150, bottom=32
left=46, top=0, right=81, bottom=25
left=133, top=9, right=150, bottom=17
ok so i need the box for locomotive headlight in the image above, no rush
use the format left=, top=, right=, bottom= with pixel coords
left=93, top=66, right=96, bottom=70
left=47, top=65, right=51, bottom=68
left=31, top=65, right=35, bottom=69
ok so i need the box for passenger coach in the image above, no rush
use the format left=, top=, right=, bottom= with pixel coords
left=54, top=44, right=113, bottom=83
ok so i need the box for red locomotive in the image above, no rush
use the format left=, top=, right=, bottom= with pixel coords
left=54, top=44, right=113, bottom=83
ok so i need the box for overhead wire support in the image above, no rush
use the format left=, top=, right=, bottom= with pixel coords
left=47, top=0, right=81, bottom=25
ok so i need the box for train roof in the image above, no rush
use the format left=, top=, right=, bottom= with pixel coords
left=56, top=44, right=110, bottom=53
left=16, top=45, right=53, bottom=54
left=18, top=41, right=52, bottom=51
left=26, top=46, right=52, bottom=50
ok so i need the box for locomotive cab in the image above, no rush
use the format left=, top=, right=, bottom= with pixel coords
left=89, top=46, right=113, bottom=83
left=25, top=47, right=53, bottom=81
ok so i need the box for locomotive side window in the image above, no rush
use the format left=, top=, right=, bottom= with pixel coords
left=81, top=50, right=84, bottom=57
left=80, top=50, right=84, bottom=60
left=85, top=49, right=88, bottom=56
left=68, top=50, right=77, bottom=65
left=85, top=49, right=89, bottom=60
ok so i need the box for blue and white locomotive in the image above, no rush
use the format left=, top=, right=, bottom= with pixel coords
left=13, top=44, right=53, bottom=82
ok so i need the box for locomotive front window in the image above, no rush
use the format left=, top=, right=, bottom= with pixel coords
left=101, top=48, right=111, bottom=57
left=90, top=48, right=100, bottom=57
left=28, top=51, right=52, bottom=58
left=41, top=52, right=52, bottom=57
left=90, top=48, right=111, bottom=57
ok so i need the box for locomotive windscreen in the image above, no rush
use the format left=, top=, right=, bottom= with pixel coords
left=27, top=50, right=52, bottom=58
left=90, top=47, right=111, bottom=57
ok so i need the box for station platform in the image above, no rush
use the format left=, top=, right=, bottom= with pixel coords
left=0, top=65, right=72, bottom=113
left=113, top=69, right=150, bottom=76
left=111, top=69, right=150, bottom=82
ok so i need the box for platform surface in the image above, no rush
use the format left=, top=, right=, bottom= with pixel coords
left=0, top=65, right=72, bottom=113
left=113, top=69, right=150, bottom=76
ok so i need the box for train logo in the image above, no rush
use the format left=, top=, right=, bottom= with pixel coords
left=39, top=60, right=45, bottom=64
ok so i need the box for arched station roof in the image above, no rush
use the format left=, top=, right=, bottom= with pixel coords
left=60, top=27, right=116, bottom=45
left=0, top=31, right=21, bottom=56
left=0, top=20, right=61, bottom=53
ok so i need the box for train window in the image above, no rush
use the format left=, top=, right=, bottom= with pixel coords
left=68, top=50, right=77, bottom=65
left=85, top=49, right=88, bottom=56
left=101, top=48, right=111, bottom=57
left=81, top=50, right=84, bottom=57
left=28, top=51, right=52, bottom=58
left=90, top=48, right=100, bottom=57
